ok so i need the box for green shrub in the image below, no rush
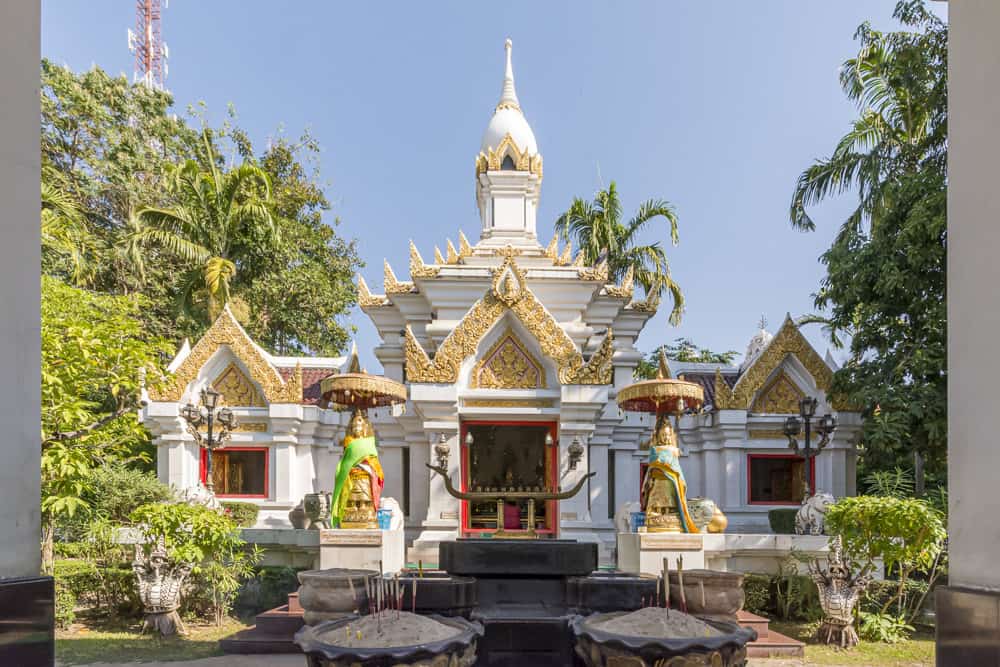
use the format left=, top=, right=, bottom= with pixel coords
left=131, top=502, right=261, bottom=625
left=233, top=566, right=304, bottom=617
left=859, top=611, right=914, bottom=643
left=768, top=509, right=798, bottom=534
left=861, top=578, right=931, bottom=616
left=58, top=466, right=172, bottom=541
left=54, top=541, right=86, bottom=559
left=55, top=583, right=76, bottom=629
left=221, top=501, right=260, bottom=528
left=742, top=574, right=771, bottom=615
left=54, top=559, right=100, bottom=606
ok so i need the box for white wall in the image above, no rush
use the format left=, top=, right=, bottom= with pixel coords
left=0, top=1, right=40, bottom=579
left=948, top=0, right=1000, bottom=593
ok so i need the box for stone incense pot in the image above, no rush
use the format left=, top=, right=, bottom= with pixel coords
left=298, top=568, right=378, bottom=626
left=667, top=569, right=745, bottom=621
left=570, top=611, right=756, bottom=667
left=295, top=613, right=484, bottom=667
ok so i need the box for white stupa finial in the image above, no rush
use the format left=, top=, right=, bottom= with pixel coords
left=497, top=38, right=521, bottom=111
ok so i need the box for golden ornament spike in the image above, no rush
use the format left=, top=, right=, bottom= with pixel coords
left=384, top=260, right=413, bottom=294
left=559, top=244, right=573, bottom=266
left=434, top=246, right=446, bottom=264
left=409, top=240, right=440, bottom=278
left=458, top=230, right=473, bottom=257
left=572, top=250, right=586, bottom=267
left=545, top=233, right=559, bottom=260
left=657, top=349, right=671, bottom=380
left=446, top=239, right=460, bottom=264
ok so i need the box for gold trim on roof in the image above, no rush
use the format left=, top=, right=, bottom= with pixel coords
left=404, top=253, right=611, bottom=385
left=213, top=361, right=266, bottom=407
left=463, top=398, right=554, bottom=408
left=409, top=241, right=441, bottom=278
left=357, top=275, right=389, bottom=308
left=475, top=133, right=543, bottom=181
left=578, top=259, right=609, bottom=282
left=446, top=239, right=460, bottom=264
left=471, top=328, right=546, bottom=389
left=544, top=234, right=559, bottom=261
left=714, top=315, right=834, bottom=410
left=604, top=265, right=635, bottom=299
left=149, top=307, right=302, bottom=403
left=384, top=260, right=415, bottom=294
left=434, top=247, right=446, bottom=264
left=458, top=231, right=473, bottom=258
left=572, top=251, right=586, bottom=267
left=574, top=330, right=615, bottom=385
left=751, top=369, right=806, bottom=414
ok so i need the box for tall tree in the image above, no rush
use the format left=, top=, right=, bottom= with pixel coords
left=40, top=277, right=171, bottom=572
left=789, top=1, right=947, bottom=486
left=556, top=181, right=684, bottom=324
left=132, top=130, right=277, bottom=321
left=634, top=338, right=739, bottom=379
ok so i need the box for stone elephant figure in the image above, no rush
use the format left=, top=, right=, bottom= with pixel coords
left=379, top=497, right=405, bottom=530
left=795, top=491, right=835, bottom=535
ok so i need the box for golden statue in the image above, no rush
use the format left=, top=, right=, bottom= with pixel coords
left=332, top=409, right=384, bottom=529
left=641, top=413, right=699, bottom=533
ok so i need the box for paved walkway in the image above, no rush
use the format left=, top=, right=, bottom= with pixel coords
left=58, top=657, right=858, bottom=667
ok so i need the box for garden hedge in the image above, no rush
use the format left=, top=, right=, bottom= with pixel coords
left=221, top=501, right=260, bottom=528
left=768, top=508, right=799, bottom=534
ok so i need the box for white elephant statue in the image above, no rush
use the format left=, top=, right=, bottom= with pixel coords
left=379, top=497, right=404, bottom=530
left=795, top=491, right=835, bottom=535
left=686, top=497, right=718, bottom=532
left=614, top=501, right=642, bottom=533
left=178, top=483, right=220, bottom=511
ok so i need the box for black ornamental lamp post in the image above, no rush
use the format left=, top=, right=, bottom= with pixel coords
left=181, top=386, right=237, bottom=494
left=782, top=397, right=836, bottom=499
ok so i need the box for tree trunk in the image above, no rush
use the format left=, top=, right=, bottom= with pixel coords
left=40, top=519, right=55, bottom=576
left=914, top=450, right=925, bottom=497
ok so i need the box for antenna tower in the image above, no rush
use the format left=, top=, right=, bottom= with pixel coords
left=127, top=0, right=169, bottom=91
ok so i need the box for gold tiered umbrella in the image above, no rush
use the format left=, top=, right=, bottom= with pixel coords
left=319, top=348, right=407, bottom=528
left=617, top=352, right=704, bottom=533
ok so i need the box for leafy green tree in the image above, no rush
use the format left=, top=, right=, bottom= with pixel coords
left=41, top=276, right=171, bottom=573
left=556, top=181, right=684, bottom=324
left=132, top=130, right=276, bottom=322
left=41, top=62, right=360, bottom=352
left=634, top=338, right=738, bottom=379
left=788, top=1, right=947, bottom=485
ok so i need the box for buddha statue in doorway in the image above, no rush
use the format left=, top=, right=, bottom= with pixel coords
left=642, top=414, right=699, bottom=533
left=333, top=409, right=384, bottom=528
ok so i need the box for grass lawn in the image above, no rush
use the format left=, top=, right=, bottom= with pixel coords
left=770, top=621, right=935, bottom=666
left=56, top=617, right=250, bottom=665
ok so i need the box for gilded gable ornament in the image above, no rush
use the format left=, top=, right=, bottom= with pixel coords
left=403, top=255, right=611, bottom=385
left=472, top=330, right=545, bottom=389
left=714, top=315, right=833, bottom=411
left=409, top=241, right=441, bottom=278
left=384, top=260, right=415, bottom=294
left=212, top=362, right=266, bottom=407
left=751, top=369, right=806, bottom=414
left=149, top=307, right=302, bottom=404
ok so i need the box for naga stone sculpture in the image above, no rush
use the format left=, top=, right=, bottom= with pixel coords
left=809, top=536, right=872, bottom=648
left=133, top=539, right=193, bottom=636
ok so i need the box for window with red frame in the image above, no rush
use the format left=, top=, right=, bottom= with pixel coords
left=201, top=447, right=268, bottom=497
left=747, top=454, right=813, bottom=504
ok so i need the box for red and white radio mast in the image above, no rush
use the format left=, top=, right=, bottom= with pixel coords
left=127, top=0, right=169, bottom=91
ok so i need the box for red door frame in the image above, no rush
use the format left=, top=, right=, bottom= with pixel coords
left=199, top=446, right=270, bottom=499
left=459, top=420, right=559, bottom=537
left=746, top=453, right=815, bottom=505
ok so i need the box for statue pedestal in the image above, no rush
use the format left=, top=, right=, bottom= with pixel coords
left=318, top=528, right=405, bottom=574
left=616, top=532, right=706, bottom=575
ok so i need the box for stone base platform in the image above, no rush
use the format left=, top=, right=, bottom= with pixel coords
left=737, top=610, right=805, bottom=658
left=318, top=527, right=405, bottom=573
left=219, top=594, right=304, bottom=654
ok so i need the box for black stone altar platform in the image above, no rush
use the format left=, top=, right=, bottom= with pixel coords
left=440, top=539, right=597, bottom=667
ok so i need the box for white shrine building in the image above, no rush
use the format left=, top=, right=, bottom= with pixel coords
left=140, top=40, right=860, bottom=564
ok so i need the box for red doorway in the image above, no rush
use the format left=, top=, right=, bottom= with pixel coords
left=459, top=420, right=559, bottom=537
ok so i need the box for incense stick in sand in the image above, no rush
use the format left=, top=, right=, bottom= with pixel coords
left=677, top=555, right=687, bottom=614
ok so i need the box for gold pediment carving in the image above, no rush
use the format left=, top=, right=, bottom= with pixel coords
left=475, top=132, right=543, bottom=181
left=149, top=307, right=302, bottom=403
left=404, top=253, right=613, bottom=385
left=750, top=369, right=805, bottom=414
left=213, top=362, right=266, bottom=407
left=472, top=329, right=545, bottom=389
left=714, top=315, right=832, bottom=411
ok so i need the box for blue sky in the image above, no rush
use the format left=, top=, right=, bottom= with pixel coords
left=42, top=1, right=946, bottom=370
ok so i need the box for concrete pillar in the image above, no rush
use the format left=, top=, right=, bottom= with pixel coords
left=938, top=2, right=1000, bottom=662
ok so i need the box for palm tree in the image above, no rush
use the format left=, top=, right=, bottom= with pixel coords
left=789, top=5, right=946, bottom=236
left=41, top=167, right=97, bottom=286
left=132, top=131, right=276, bottom=321
left=555, top=181, right=684, bottom=324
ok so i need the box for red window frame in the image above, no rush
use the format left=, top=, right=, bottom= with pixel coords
left=200, top=446, right=269, bottom=499
left=746, top=453, right=815, bottom=506
left=459, top=420, right=559, bottom=537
